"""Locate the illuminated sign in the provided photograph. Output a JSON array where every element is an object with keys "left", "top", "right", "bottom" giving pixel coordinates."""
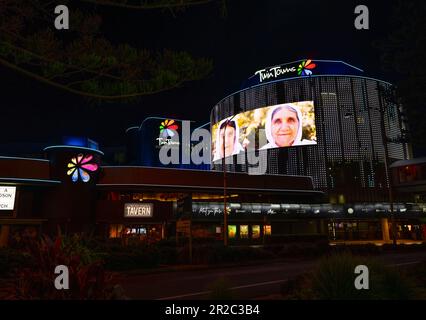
[
  {"left": 67, "top": 154, "right": 98, "bottom": 183},
  {"left": 211, "top": 101, "right": 317, "bottom": 161},
  {"left": 264, "top": 225, "right": 272, "bottom": 236},
  {"left": 242, "top": 60, "right": 365, "bottom": 89},
  {"left": 255, "top": 59, "right": 316, "bottom": 83},
  {"left": 0, "top": 186, "right": 16, "bottom": 210},
  {"left": 124, "top": 203, "right": 153, "bottom": 218},
  {"left": 228, "top": 225, "right": 237, "bottom": 239},
  {"left": 156, "top": 119, "right": 180, "bottom": 147},
  {"left": 192, "top": 202, "right": 420, "bottom": 216},
  {"left": 297, "top": 59, "right": 316, "bottom": 76},
  {"left": 240, "top": 225, "right": 249, "bottom": 238},
  {"left": 252, "top": 225, "right": 260, "bottom": 239},
  {"left": 160, "top": 119, "right": 179, "bottom": 137}
]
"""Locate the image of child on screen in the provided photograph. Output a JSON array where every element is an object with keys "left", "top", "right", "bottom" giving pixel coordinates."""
[
  {"left": 213, "top": 118, "right": 244, "bottom": 161},
  {"left": 261, "top": 103, "right": 315, "bottom": 149}
]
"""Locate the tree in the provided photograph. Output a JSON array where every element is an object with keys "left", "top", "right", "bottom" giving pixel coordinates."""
[
  {"left": 0, "top": 0, "right": 222, "bottom": 101},
  {"left": 376, "top": 0, "right": 426, "bottom": 153}
]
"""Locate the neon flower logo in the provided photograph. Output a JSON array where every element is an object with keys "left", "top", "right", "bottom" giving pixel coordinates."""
[
  {"left": 297, "top": 59, "right": 316, "bottom": 76},
  {"left": 159, "top": 119, "right": 179, "bottom": 138},
  {"left": 67, "top": 154, "right": 98, "bottom": 183}
]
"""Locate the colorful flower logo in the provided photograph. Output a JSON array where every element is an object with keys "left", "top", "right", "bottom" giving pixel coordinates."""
[
  {"left": 297, "top": 59, "right": 316, "bottom": 76},
  {"left": 159, "top": 119, "right": 179, "bottom": 138},
  {"left": 67, "top": 154, "right": 98, "bottom": 183}
]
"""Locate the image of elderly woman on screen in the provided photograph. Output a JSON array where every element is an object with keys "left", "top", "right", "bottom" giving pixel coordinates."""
[
  {"left": 261, "top": 103, "right": 316, "bottom": 150},
  {"left": 213, "top": 118, "right": 244, "bottom": 161}
]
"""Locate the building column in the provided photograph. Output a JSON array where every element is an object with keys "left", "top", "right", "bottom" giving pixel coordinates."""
[
  {"left": 381, "top": 218, "right": 390, "bottom": 241},
  {"left": 0, "top": 225, "right": 10, "bottom": 247}
]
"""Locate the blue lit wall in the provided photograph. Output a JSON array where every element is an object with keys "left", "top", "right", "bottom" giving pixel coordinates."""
[{"left": 129, "top": 117, "right": 210, "bottom": 170}]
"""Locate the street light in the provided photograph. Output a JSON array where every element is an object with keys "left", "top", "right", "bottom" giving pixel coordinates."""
[{"left": 222, "top": 115, "right": 237, "bottom": 246}]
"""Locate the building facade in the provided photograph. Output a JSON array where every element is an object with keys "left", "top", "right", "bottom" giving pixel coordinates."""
[
  {"left": 211, "top": 60, "right": 411, "bottom": 203},
  {"left": 210, "top": 59, "right": 421, "bottom": 242},
  {"left": 0, "top": 59, "right": 424, "bottom": 246}
]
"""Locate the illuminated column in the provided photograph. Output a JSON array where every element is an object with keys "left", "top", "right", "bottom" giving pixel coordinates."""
[
  {"left": 381, "top": 218, "right": 390, "bottom": 241},
  {"left": 43, "top": 145, "right": 103, "bottom": 235}
]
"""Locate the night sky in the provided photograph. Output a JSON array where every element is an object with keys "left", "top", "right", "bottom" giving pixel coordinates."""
[{"left": 1, "top": 0, "right": 401, "bottom": 154}]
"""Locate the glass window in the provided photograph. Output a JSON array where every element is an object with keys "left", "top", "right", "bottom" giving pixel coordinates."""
[
  {"left": 109, "top": 224, "right": 123, "bottom": 238},
  {"left": 264, "top": 225, "right": 272, "bottom": 236},
  {"left": 228, "top": 225, "right": 237, "bottom": 239},
  {"left": 252, "top": 225, "right": 260, "bottom": 239},
  {"left": 240, "top": 225, "right": 249, "bottom": 239}
]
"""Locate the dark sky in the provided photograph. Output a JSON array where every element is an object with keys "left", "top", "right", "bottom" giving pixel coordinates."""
[{"left": 1, "top": 0, "right": 400, "bottom": 153}]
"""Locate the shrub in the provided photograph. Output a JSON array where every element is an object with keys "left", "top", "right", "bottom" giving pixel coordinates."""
[
  {"left": 5, "top": 235, "right": 121, "bottom": 299},
  {"left": 277, "top": 241, "right": 329, "bottom": 259},
  {"left": 158, "top": 246, "right": 178, "bottom": 265},
  {"left": 329, "top": 243, "right": 382, "bottom": 256},
  {"left": 101, "top": 244, "right": 160, "bottom": 270},
  {"left": 0, "top": 248, "right": 33, "bottom": 277},
  {"left": 308, "top": 252, "right": 416, "bottom": 300}
]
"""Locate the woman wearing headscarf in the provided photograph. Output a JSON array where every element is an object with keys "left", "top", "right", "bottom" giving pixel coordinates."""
[
  {"left": 212, "top": 118, "right": 245, "bottom": 161},
  {"left": 260, "top": 103, "right": 315, "bottom": 150}
]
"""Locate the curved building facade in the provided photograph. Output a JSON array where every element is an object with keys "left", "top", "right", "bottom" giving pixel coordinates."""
[{"left": 211, "top": 60, "right": 411, "bottom": 202}]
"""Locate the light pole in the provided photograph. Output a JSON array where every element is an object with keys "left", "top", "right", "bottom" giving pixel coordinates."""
[
  {"left": 222, "top": 115, "right": 236, "bottom": 246},
  {"left": 377, "top": 83, "right": 402, "bottom": 247},
  {"left": 378, "top": 105, "right": 397, "bottom": 248}
]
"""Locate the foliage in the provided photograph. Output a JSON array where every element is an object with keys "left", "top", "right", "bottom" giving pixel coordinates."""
[
  {"left": 3, "top": 235, "right": 122, "bottom": 300},
  {"left": 0, "top": 248, "right": 33, "bottom": 277},
  {"left": 0, "top": 0, "right": 216, "bottom": 101},
  {"left": 375, "top": 0, "right": 426, "bottom": 151},
  {"left": 101, "top": 243, "right": 160, "bottom": 270},
  {"left": 294, "top": 252, "right": 416, "bottom": 300}
]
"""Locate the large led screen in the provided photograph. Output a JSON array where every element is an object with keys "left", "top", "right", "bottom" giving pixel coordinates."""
[{"left": 212, "top": 101, "right": 317, "bottom": 161}]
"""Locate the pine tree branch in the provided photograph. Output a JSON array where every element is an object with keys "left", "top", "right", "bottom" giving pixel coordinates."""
[
  {"left": 0, "top": 56, "right": 187, "bottom": 100},
  {"left": 80, "top": 0, "right": 214, "bottom": 10}
]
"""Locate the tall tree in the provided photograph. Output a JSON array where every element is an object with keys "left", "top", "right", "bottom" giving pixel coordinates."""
[
  {"left": 376, "top": 0, "right": 426, "bottom": 154},
  {"left": 0, "top": 0, "right": 222, "bottom": 101}
]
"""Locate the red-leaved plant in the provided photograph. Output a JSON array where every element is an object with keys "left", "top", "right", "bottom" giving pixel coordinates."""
[{"left": 6, "top": 235, "right": 124, "bottom": 300}]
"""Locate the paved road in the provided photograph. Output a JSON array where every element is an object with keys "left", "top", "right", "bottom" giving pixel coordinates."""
[{"left": 118, "top": 251, "right": 426, "bottom": 300}]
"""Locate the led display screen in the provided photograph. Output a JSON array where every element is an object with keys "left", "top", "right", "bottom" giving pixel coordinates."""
[
  {"left": 211, "top": 101, "right": 316, "bottom": 161},
  {"left": 240, "top": 225, "right": 249, "bottom": 238},
  {"left": 264, "top": 225, "right": 272, "bottom": 236},
  {"left": 252, "top": 225, "right": 260, "bottom": 239},
  {"left": 228, "top": 225, "right": 237, "bottom": 239}
]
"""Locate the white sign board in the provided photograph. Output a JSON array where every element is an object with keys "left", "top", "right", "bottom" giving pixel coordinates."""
[
  {"left": 124, "top": 203, "right": 153, "bottom": 218},
  {"left": 0, "top": 186, "right": 16, "bottom": 210}
]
